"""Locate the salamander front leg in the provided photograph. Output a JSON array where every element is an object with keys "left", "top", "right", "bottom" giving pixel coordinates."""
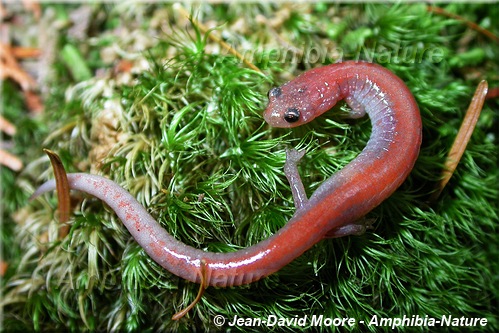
[
  {"left": 284, "top": 148, "right": 308, "bottom": 210},
  {"left": 324, "top": 218, "right": 375, "bottom": 238}
]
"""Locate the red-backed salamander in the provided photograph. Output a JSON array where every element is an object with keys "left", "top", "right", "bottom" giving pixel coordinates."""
[{"left": 31, "top": 61, "right": 422, "bottom": 287}]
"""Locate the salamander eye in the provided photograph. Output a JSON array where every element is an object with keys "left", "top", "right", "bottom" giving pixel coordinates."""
[
  {"left": 268, "top": 87, "right": 282, "bottom": 98},
  {"left": 284, "top": 107, "right": 300, "bottom": 123}
]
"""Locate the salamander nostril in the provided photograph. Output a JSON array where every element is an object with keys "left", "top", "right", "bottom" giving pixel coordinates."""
[
  {"left": 268, "top": 87, "right": 282, "bottom": 98},
  {"left": 284, "top": 107, "right": 300, "bottom": 123}
]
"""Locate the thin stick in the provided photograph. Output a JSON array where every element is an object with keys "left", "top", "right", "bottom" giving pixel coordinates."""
[
  {"left": 174, "top": 4, "right": 262, "bottom": 73},
  {"left": 427, "top": 6, "right": 499, "bottom": 43}
]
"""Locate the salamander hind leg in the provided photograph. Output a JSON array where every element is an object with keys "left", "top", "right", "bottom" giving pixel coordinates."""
[
  {"left": 284, "top": 148, "right": 308, "bottom": 210},
  {"left": 344, "top": 96, "right": 367, "bottom": 119},
  {"left": 324, "top": 217, "right": 375, "bottom": 238}
]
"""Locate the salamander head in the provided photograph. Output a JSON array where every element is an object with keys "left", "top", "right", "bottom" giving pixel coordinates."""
[
  {"left": 263, "top": 68, "right": 342, "bottom": 128},
  {"left": 263, "top": 84, "right": 312, "bottom": 128}
]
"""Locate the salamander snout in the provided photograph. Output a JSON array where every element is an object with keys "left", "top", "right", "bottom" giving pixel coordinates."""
[{"left": 264, "top": 87, "right": 303, "bottom": 128}]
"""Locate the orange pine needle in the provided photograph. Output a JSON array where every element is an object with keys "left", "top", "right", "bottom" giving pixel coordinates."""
[
  {"left": 431, "top": 80, "right": 488, "bottom": 201},
  {"left": 0, "top": 115, "right": 17, "bottom": 136},
  {"left": 43, "top": 149, "right": 71, "bottom": 238},
  {"left": 0, "top": 149, "right": 23, "bottom": 171},
  {"left": 172, "top": 260, "right": 208, "bottom": 320}
]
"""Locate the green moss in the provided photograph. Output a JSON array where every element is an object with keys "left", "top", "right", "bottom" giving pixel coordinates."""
[{"left": 1, "top": 2, "right": 497, "bottom": 332}]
